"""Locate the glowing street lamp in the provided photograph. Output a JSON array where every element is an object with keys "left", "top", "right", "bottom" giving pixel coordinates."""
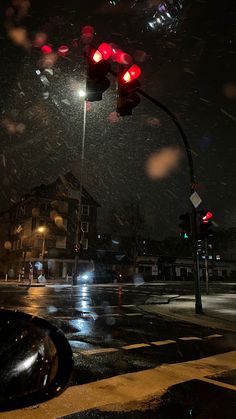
[
  {"left": 37, "top": 226, "right": 47, "bottom": 259},
  {"left": 77, "top": 89, "right": 86, "bottom": 97}
]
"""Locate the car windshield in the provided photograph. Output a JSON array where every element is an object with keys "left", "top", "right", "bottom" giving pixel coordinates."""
[{"left": 0, "top": 0, "right": 236, "bottom": 417}]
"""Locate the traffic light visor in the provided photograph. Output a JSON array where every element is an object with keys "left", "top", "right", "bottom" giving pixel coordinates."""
[
  {"left": 92, "top": 43, "right": 112, "bottom": 63},
  {"left": 122, "top": 64, "right": 141, "bottom": 83},
  {"left": 202, "top": 211, "right": 213, "bottom": 223}
]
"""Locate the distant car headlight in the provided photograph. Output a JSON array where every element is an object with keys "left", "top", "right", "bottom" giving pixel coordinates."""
[{"left": 77, "top": 272, "right": 93, "bottom": 282}]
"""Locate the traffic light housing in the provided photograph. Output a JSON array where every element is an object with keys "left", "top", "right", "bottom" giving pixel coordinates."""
[
  {"left": 86, "top": 43, "right": 112, "bottom": 101},
  {"left": 199, "top": 210, "right": 213, "bottom": 239},
  {"left": 179, "top": 212, "right": 191, "bottom": 239},
  {"left": 117, "top": 64, "right": 141, "bottom": 116},
  {"left": 109, "top": 0, "right": 120, "bottom": 5},
  {"left": 73, "top": 243, "right": 80, "bottom": 253}
]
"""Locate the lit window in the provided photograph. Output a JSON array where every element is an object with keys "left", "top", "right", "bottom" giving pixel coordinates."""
[
  {"left": 81, "top": 222, "right": 89, "bottom": 232},
  {"left": 98, "top": 234, "right": 101, "bottom": 239},
  {"left": 216, "top": 255, "right": 221, "bottom": 260}
]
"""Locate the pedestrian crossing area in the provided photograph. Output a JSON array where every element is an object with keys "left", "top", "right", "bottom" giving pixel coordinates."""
[{"left": 71, "top": 333, "right": 224, "bottom": 357}]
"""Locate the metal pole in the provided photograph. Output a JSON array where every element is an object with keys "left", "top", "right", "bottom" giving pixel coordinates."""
[
  {"left": 137, "top": 88, "right": 203, "bottom": 313},
  {"left": 41, "top": 235, "right": 46, "bottom": 278},
  {"left": 74, "top": 99, "right": 87, "bottom": 277},
  {"left": 42, "top": 236, "right": 45, "bottom": 260},
  {"left": 205, "top": 237, "right": 209, "bottom": 295}
]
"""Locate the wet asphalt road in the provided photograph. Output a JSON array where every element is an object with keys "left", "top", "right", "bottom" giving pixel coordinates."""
[
  {"left": 1, "top": 283, "right": 236, "bottom": 418},
  {"left": 1, "top": 283, "right": 236, "bottom": 386}
]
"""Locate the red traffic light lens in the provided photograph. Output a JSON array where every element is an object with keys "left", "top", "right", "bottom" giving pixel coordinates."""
[
  {"left": 58, "top": 44, "right": 69, "bottom": 56},
  {"left": 41, "top": 45, "right": 53, "bottom": 54},
  {"left": 92, "top": 43, "right": 112, "bottom": 63},
  {"left": 92, "top": 50, "right": 103, "bottom": 63},
  {"left": 202, "top": 211, "right": 213, "bottom": 223},
  {"left": 122, "top": 64, "right": 141, "bottom": 83}
]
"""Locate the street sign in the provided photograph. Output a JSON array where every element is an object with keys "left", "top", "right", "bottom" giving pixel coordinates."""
[{"left": 190, "top": 191, "right": 202, "bottom": 208}]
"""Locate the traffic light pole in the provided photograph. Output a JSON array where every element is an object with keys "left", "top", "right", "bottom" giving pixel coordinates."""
[
  {"left": 204, "top": 237, "right": 209, "bottom": 295},
  {"left": 137, "top": 88, "right": 203, "bottom": 314},
  {"left": 85, "top": 48, "right": 202, "bottom": 312}
]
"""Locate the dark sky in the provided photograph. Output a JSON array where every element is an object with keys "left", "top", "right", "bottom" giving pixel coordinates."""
[{"left": 0, "top": 0, "right": 236, "bottom": 238}]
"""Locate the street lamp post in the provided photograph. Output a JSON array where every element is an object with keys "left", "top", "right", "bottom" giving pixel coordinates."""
[{"left": 37, "top": 226, "right": 47, "bottom": 271}]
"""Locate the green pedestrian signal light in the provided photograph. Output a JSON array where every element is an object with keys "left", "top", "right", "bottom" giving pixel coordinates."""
[{"left": 179, "top": 212, "right": 191, "bottom": 240}]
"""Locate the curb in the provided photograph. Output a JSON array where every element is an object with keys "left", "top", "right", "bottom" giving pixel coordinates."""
[
  {"left": 18, "top": 284, "right": 46, "bottom": 288},
  {"left": 139, "top": 305, "right": 236, "bottom": 334}
]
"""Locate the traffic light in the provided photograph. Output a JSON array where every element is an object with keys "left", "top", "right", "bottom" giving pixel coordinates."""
[
  {"left": 179, "top": 212, "right": 191, "bottom": 239},
  {"left": 109, "top": 0, "right": 120, "bottom": 5},
  {"left": 86, "top": 43, "right": 112, "bottom": 101},
  {"left": 117, "top": 64, "right": 141, "bottom": 116},
  {"left": 73, "top": 243, "right": 80, "bottom": 253},
  {"left": 199, "top": 210, "right": 213, "bottom": 238}
]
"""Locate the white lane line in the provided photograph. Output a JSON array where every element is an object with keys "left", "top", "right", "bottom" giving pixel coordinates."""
[
  {"left": 80, "top": 348, "right": 118, "bottom": 356},
  {"left": 179, "top": 336, "right": 203, "bottom": 341},
  {"left": 53, "top": 316, "right": 73, "bottom": 319},
  {"left": 125, "top": 313, "right": 143, "bottom": 316},
  {"left": 151, "top": 340, "right": 176, "bottom": 346},
  {"left": 77, "top": 305, "right": 135, "bottom": 309},
  {"left": 122, "top": 343, "right": 150, "bottom": 350},
  {"left": 205, "top": 334, "right": 224, "bottom": 339}
]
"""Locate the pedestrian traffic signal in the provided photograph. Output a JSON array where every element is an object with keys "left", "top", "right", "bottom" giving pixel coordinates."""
[
  {"left": 179, "top": 212, "right": 191, "bottom": 239},
  {"left": 73, "top": 243, "right": 80, "bottom": 253},
  {"left": 199, "top": 210, "right": 213, "bottom": 238},
  {"left": 117, "top": 64, "right": 141, "bottom": 116},
  {"left": 86, "top": 43, "right": 112, "bottom": 101},
  {"left": 109, "top": 0, "right": 120, "bottom": 5}
]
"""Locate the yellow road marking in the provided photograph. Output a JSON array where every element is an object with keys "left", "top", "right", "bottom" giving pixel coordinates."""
[
  {"left": 122, "top": 343, "right": 150, "bottom": 350},
  {"left": 80, "top": 348, "right": 118, "bottom": 356},
  {"left": 206, "top": 334, "right": 223, "bottom": 339},
  {"left": 151, "top": 339, "right": 176, "bottom": 346},
  {"left": 179, "top": 336, "right": 202, "bottom": 341}
]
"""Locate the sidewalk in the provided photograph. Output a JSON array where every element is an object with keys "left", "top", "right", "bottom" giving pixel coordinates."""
[
  {"left": 1, "top": 350, "right": 236, "bottom": 418},
  {"left": 140, "top": 294, "right": 236, "bottom": 333},
  {"left": 0, "top": 279, "right": 70, "bottom": 286}
]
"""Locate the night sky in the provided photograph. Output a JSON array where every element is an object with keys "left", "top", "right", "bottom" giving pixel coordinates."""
[{"left": 0, "top": 0, "right": 236, "bottom": 238}]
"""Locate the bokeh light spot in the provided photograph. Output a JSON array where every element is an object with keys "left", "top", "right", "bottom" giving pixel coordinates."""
[
  {"left": 4, "top": 241, "right": 12, "bottom": 250},
  {"left": 108, "top": 111, "right": 120, "bottom": 124},
  {"left": 146, "top": 146, "right": 183, "bottom": 179}
]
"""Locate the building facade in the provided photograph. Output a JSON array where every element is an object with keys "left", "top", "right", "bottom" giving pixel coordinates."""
[
  {"left": 0, "top": 172, "right": 99, "bottom": 279},
  {"left": 136, "top": 255, "right": 236, "bottom": 281}
]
